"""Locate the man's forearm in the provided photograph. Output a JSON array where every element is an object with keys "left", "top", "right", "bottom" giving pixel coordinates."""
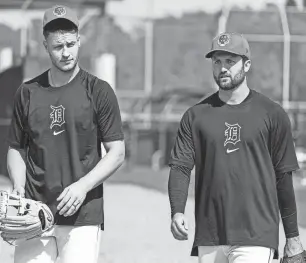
[
  {"left": 79, "top": 143, "right": 125, "bottom": 192},
  {"left": 7, "top": 147, "right": 26, "bottom": 188},
  {"left": 276, "top": 171, "right": 299, "bottom": 238},
  {"left": 168, "top": 164, "right": 191, "bottom": 218}
]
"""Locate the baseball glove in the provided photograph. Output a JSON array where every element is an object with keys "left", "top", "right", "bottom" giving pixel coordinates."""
[
  {"left": 280, "top": 250, "right": 306, "bottom": 263},
  {"left": 0, "top": 190, "right": 54, "bottom": 245}
]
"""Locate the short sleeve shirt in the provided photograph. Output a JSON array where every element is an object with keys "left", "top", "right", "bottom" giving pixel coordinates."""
[
  {"left": 169, "top": 90, "right": 299, "bottom": 255},
  {"left": 7, "top": 69, "right": 124, "bottom": 227}
]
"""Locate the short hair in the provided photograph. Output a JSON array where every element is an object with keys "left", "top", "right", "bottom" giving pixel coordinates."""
[{"left": 43, "top": 19, "right": 78, "bottom": 38}]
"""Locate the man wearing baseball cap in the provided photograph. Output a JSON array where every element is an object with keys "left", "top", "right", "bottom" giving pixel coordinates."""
[
  {"left": 7, "top": 5, "right": 125, "bottom": 263},
  {"left": 168, "top": 32, "right": 305, "bottom": 262}
]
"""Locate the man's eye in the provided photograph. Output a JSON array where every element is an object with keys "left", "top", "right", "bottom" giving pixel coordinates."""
[{"left": 67, "top": 43, "right": 75, "bottom": 48}]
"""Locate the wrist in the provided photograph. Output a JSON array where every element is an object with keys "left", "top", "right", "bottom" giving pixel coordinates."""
[
  {"left": 12, "top": 185, "right": 25, "bottom": 196},
  {"left": 286, "top": 236, "right": 301, "bottom": 244},
  {"left": 284, "top": 236, "right": 304, "bottom": 257},
  {"left": 286, "top": 231, "right": 299, "bottom": 239},
  {"left": 13, "top": 184, "right": 25, "bottom": 190},
  {"left": 172, "top": 212, "right": 184, "bottom": 220},
  {"left": 171, "top": 207, "right": 185, "bottom": 219},
  {"left": 77, "top": 177, "right": 92, "bottom": 193}
]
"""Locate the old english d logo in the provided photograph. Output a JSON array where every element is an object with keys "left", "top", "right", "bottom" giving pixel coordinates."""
[
  {"left": 53, "top": 6, "right": 66, "bottom": 17},
  {"left": 224, "top": 122, "right": 241, "bottom": 146},
  {"left": 50, "top": 105, "right": 65, "bottom": 129},
  {"left": 218, "top": 33, "right": 230, "bottom": 47}
]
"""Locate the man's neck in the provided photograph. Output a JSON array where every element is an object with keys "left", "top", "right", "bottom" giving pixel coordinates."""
[
  {"left": 49, "top": 65, "right": 80, "bottom": 87},
  {"left": 218, "top": 80, "right": 250, "bottom": 105}
]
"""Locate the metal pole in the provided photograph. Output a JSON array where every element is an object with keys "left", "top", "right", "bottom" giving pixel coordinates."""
[
  {"left": 218, "top": 4, "right": 230, "bottom": 33},
  {"left": 215, "top": 4, "right": 230, "bottom": 90},
  {"left": 21, "top": 0, "right": 33, "bottom": 10},
  {"left": 144, "top": 21, "right": 153, "bottom": 95},
  {"left": 20, "top": 26, "right": 27, "bottom": 58},
  {"left": 144, "top": 0, "right": 154, "bottom": 128},
  {"left": 20, "top": 0, "right": 33, "bottom": 58},
  {"left": 278, "top": 5, "right": 291, "bottom": 109}
]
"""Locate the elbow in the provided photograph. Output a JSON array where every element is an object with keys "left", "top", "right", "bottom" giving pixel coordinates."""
[
  {"left": 106, "top": 140, "right": 126, "bottom": 169},
  {"left": 117, "top": 150, "right": 125, "bottom": 168},
  {"left": 113, "top": 145, "right": 125, "bottom": 169}
]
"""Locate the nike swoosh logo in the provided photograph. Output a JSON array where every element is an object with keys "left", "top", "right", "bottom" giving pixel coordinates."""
[
  {"left": 226, "top": 148, "right": 239, "bottom": 153},
  {"left": 53, "top": 130, "right": 65, "bottom": 136}
]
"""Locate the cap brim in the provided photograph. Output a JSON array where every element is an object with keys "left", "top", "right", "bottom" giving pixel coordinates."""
[
  {"left": 205, "top": 49, "right": 242, "bottom": 59},
  {"left": 43, "top": 17, "right": 79, "bottom": 29}
]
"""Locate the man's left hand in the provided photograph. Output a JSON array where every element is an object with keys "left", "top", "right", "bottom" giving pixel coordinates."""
[
  {"left": 284, "top": 236, "right": 304, "bottom": 258},
  {"left": 56, "top": 182, "right": 88, "bottom": 217}
]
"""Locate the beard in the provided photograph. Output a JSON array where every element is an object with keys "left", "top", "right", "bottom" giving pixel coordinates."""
[
  {"left": 50, "top": 52, "right": 79, "bottom": 73},
  {"left": 214, "top": 67, "right": 246, "bottom": 91}
]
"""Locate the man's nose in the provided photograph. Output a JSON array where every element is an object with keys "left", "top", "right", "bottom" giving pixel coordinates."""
[
  {"left": 62, "top": 47, "right": 70, "bottom": 58},
  {"left": 221, "top": 66, "right": 228, "bottom": 73}
]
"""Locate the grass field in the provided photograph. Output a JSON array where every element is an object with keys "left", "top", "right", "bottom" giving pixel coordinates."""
[{"left": 1, "top": 166, "right": 306, "bottom": 262}]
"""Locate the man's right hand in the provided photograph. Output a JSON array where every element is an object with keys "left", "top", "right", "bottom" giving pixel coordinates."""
[
  {"left": 171, "top": 213, "right": 189, "bottom": 240},
  {"left": 12, "top": 186, "right": 25, "bottom": 197}
]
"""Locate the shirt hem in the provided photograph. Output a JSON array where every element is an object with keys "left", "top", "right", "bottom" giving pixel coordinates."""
[
  {"left": 8, "top": 142, "right": 24, "bottom": 150},
  {"left": 55, "top": 220, "right": 105, "bottom": 230},
  {"left": 55, "top": 220, "right": 104, "bottom": 226},
  {"left": 191, "top": 240, "right": 279, "bottom": 259}
]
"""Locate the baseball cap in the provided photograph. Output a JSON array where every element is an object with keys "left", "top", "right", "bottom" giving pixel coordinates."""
[
  {"left": 205, "top": 32, "right": 251, "bottom": 60},
  {"left": 43, "top": 5, "right": 79, "bottom": 29}
]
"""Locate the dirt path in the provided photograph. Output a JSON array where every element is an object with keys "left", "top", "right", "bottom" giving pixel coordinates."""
[
  {"left": 1, "top": 179, "right": 306, "bottom": 262},
  {"left": 100, "top": 184, "right": 304, "bottom": 263},
  {"left": 99, "top": 184, "right": 197, "bottom": 263}
]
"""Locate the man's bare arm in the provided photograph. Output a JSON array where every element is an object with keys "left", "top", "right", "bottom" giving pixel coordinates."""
[
  {"left": 56, "top": 140, "right": 125, "bottom": 216},
  {"left": 79, "top": 140, "right": 125, "bottom": 191},
  {"left": 7, "top": 147, "right": 26, "bottom": 195}
]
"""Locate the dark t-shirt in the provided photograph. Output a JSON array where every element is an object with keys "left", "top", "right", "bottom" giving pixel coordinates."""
[
  {"left": 7, "top": 68, "right": 124, "bottom": 228},
  {"left": 169, "top": 90, "right": 299, "bottom": 255}
]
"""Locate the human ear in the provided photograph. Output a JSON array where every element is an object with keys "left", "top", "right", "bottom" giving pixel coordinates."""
[
  {"left": 244, "top": 60, "right": 251, "bottom": 73},
  {"left": 77, "top": 35, "right": 81, "bottom": 47},
  {"left": 43, "top": 40, "right": 48, "bottom": 53}
]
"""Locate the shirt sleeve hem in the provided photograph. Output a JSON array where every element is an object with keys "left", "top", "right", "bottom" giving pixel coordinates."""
[
  {"left": 101, "top": 133, "right": 124, "bottom": 142},
  {"left": 168, "top": 159, "right": 194, "bottom": 170},
  {"left": 275, "top": 165, "right": 300, "bottom": 174},
  {"left": 285, "top": 231, "right": 299, "bottom": 239}
]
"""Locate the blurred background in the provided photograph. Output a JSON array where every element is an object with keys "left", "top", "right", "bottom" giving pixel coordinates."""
[{"left": 1, "top": 0, "right": 306, "bottom": 262}]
